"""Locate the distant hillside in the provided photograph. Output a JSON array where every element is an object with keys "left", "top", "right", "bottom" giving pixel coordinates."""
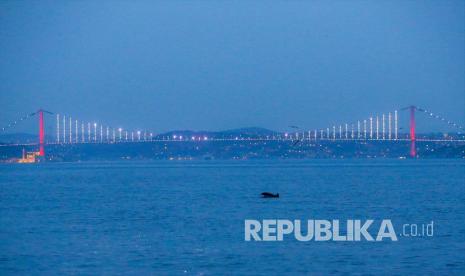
[
  {"left": 220, "top": 127, "right": 280, "bottom": 136},
  {"left": 158, "top": 127, "right": 280, "bottom": 139}
]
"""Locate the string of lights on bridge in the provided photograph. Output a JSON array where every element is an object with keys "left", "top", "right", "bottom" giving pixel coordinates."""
[
  {"left": 1, "top": 107, "right": 463, "bottom": 145},
  {"left": 55, "top": 114, "right": 157, "bottom": 144},
  {"left": 50, "top": 111, "right": 406, "bottom": 143},
  {"left": 416, "top": 107, "right": 464, "bottom": 131},
  {"left": 0, "top": 112, "right": 36, "bottom": 132},
  {"left": 53, "top": 110, "right": 405, "bottom": 143}
]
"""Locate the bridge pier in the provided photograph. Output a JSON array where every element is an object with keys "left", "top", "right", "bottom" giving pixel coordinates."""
[
  {"left": 39, "top": 110, "right": 45, "bottom": 156},
  {"left": 409, "top": 106, "right": 416, "bottom": 158}
]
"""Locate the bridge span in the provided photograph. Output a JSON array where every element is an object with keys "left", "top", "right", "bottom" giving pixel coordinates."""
[{"left": 1, "top": 106, "right": 464, "bottom": 159}]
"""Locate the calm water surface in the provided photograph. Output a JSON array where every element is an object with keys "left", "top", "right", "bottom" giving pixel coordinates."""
[{"left": 1, "top": 160, "right": 464, "bottom": 275}]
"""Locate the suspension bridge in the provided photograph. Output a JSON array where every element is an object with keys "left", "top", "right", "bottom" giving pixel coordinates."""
[{"left": 1, "top": 106, "right": 464, "bottom": 160}]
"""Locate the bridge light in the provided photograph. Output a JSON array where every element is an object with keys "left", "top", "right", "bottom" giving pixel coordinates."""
[
  {"left": 382, "top": 114, "right": 385, "bottom": 140},
  {"left": 93, "top": 123, "right": 97, "bottom": 142},
  {"left": 82, "top": 123, "right": 85, "bottom": 142},
  {"left": 76, "top": 120, "right": 79, "bottom": 143},
  {"left": 388, "top": 113, "right": 392, "bottom": 140},
  {"left": 369, "top": 117, "right": 373, "bottom": 139},
  {"left": 63, "top": 115, "right": 66, "bottom": 143},
  {"left": 56, "top": 114, "right": 60, "bottom": 143},
  {"left": 69, "top": 117, "right": 72, "bottom": 143}
]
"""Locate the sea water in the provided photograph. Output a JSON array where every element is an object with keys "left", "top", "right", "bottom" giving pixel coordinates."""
[{"left": 1, "top": 160, "right": 464, "bottom": 275}]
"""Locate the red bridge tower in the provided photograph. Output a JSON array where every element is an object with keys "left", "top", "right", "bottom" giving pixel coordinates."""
[{"left": 409, "top": 105, "right": 416, "bottom": 158}]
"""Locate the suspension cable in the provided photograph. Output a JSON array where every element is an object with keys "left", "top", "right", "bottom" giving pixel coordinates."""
[
  {"left": 1, "top": 112, "right": 37, "bottom": 132},
  {"left": 416, "top": 107, "right": 464, "bottom": 131}
]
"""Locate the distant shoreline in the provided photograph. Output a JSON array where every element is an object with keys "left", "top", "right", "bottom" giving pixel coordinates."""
[{"left": 1, "top": 139, "right": 464, "bottom": 162}]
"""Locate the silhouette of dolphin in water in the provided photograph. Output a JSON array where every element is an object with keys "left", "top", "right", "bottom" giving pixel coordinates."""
[{"left": 261, "top": 192, "right": 279, "bottom": 198}]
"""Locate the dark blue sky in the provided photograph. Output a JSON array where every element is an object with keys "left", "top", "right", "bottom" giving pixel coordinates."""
[{"left": 1, "top": 1, "right": 464, "bottom": 133}]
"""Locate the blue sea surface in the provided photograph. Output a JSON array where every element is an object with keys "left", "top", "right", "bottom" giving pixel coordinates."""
[{"left": 1, "top": 160, "right": 464, "bottom": 275}]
